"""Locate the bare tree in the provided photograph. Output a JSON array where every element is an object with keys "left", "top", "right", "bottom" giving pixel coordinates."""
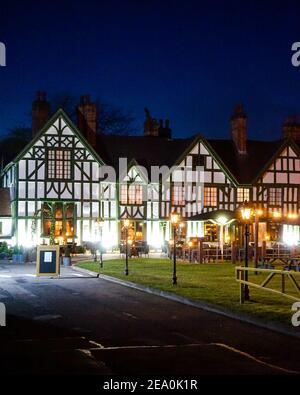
[
  {"left": 0, "top": 125, "right": 31, "bottom": 169},
  {"left": 1, "top": 93, "right": 138, "bottom": 165},
  {"left": 50, "top": 92, "right": 137, "bottom": 135},
  {"left": 96, "top": 99, "right": 136, "bottom": 135}
]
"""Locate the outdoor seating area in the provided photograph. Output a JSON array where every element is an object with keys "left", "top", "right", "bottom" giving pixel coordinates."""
[
  {"left": 119, "top": 241, "right": 150, "bottom": 258},
  {"left": 166, "top": 239, "right": 300, "bottom": 271}
]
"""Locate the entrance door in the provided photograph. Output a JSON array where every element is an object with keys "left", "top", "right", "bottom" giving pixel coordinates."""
[
  {"left": 42, "top": 202, "right": 75, "bottom": 244},
  {"left": 120, "top": 220, "right": 145, "bottom": 242}
]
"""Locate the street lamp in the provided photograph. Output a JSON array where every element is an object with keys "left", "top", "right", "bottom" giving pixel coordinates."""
[
  {"left": 170, "top": 212, "right": 180, "bottom": 285},
  {"left": 123, "top": 219, "right": 130, "bottom": 276},
  {"left": 240, "top": 201, "right": 252, "bottom": 301},
  {"left": 253, "top": 208, "right": 263, "bottom": 270},
  {"left": 95, "top": 217, "right": 105, "bottom": 262}
]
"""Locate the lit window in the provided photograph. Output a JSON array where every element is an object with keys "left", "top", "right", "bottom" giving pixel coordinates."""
[
  {"left": 128, "top": 185, "right": 136, "bottom": 204},
  {"left": 120, "top": 184, "right": 143, "bottom": 205},
  {"left": 120, "top": 184, "right": 127, "bottom": 204},
  {"left": 43, "top": 203, "right": 74, "bottom": 238},
  {"left": 237, "top": 188, "right": 250, "bottom": 203},
  {"left": 172, "top": 185, "right": 185, "bottom": 206},
  {"left": 204, "top": 187, "right": 217, "bottom": 207},
  {"left": 269, "top": 188, "right": 282, "bottom": 206},
  {"left": 135, "top": 185, "right": 143, "bottom": 204},
  {"left": 48, "top": 150, "right": 71, "bottom": 179}
]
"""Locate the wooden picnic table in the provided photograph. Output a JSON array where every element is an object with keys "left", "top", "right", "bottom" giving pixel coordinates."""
[{"left": 262, "top": 255, "right": 300, "bottom": 270}]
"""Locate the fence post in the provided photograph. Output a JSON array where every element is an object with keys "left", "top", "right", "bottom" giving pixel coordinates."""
[
  {"left": 239, "top": 268, "right": 245, "bottom": 304},
  {"left": 198, "top": 238, "right": 204, "bottom": 264},
  {"left": 262, "top": 241, "right": 266, "bottom": 261}
]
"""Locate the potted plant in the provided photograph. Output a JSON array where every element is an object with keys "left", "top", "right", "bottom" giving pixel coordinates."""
[
  {"left": 12, "top": 245, "right": 24, "bottom": 264},
  {"left": 62, "top": 246, "right": 72, "bottom": 266},
  {"left": 0, "top": 242, "right": 9, "bottom": 260}
]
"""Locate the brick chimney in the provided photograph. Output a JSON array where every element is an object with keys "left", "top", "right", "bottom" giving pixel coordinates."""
[
  {"left": 144, "top": 108, "right": 172, "bottom": 138},
  {"left": 76, "top": 95, "right": 97, "bottom": 147},
  {"left": 230, "top": 104, "right": 247, "bottom": 154},
  {"left": 32, "top": 91, "right": 50, "bottom": 137},
  {"left": 282, "top": 116, "right": 300, "bottom": 140}
]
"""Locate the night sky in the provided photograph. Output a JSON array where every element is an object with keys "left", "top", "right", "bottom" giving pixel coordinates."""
[{"left": 1, "top": 0, "right": 300, "bottom": 140}]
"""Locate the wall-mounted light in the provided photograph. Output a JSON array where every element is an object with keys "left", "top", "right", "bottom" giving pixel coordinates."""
[{"left": 287, "top": 213, "right": 298, "bottom": 220}]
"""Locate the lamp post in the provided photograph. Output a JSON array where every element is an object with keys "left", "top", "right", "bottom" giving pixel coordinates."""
[
  {"left": 95, "top": 217, "right": 105, "bottom": 264},
  {"left": 124, "top": 219, "right": 130, "bottom": 276},
  {"left": 254, "top": 208, "right": 263, "bottom": 272},
  {"left": 170, "top": 212, "right": 180, "bottom": 285},
  {"left": 93, "top": 244, "right": 97, "bottom": 262},
  {"left": 240, "top": 201, "right": 252, "bottom": 301}
]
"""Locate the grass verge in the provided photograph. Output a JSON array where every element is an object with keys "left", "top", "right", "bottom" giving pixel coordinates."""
[{"left": 76, "top": 258, "right": 300, "bottom": 326}]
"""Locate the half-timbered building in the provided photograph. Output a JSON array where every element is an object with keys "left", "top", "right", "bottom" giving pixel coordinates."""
[{"left": 1, "top": 93, "right": 300, "bottom": 250}]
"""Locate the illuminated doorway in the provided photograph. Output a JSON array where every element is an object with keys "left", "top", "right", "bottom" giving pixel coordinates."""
[{"left": 43, "top": 202, "right": 75, "bottom": 244}]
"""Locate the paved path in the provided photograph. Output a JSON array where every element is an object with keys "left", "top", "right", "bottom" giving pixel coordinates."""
[{"left": 0, "top": 263, "right": 300, "bottom": 376}]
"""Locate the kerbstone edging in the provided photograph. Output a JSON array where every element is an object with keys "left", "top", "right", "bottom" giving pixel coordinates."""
[{"left": 71, "top": 265, "right": 300, "bottom": 340}]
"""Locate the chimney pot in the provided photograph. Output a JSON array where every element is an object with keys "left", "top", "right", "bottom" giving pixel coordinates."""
[
  {"left": 144, "top": 109, "right": 171, "bottom": 138},
  {"left": 282, "top": 115, "right": 300, "bottom": 140},
  {"left": 76, "top": 95, "right": 97, "bottom": 147},
  {"left": 32, "top": 91, "right": 50, "bottom": 137},
  {"left": 230, "top": 104, "right": 247, "bottom": 154}
]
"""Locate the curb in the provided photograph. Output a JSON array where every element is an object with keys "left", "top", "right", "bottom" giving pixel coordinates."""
[{"left": 72, "top": 265, "right": 300, "bottom": 340}]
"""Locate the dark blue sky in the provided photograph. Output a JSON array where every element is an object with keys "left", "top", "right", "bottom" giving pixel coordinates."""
[{"left": 1, "top": 0, "right": 300, "bottom": 139}]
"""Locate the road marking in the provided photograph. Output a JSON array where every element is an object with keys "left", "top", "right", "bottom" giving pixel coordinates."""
[
  {"left": 89, "top": 340, "right": 104, "bottom": 348},
  {"left": 0, "top": 275, "right": 12, "bottom": 278},
  {"left": 84, "top": 342, "right": 300, "bottom": 374},
  {"left": 211, "top": 342, "right": 300, "bottom": 375}
]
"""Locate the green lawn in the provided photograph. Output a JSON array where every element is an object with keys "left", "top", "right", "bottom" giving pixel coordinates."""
[{"left": 76, "top": 258, "right": 300, "bottom": 326}]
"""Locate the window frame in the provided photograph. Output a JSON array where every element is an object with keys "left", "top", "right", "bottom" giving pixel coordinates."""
[
  {"left": 237, "top": 188, "right": 250, "bottom": 203},
  {"left": 172, "top": 185, "right": 185, "bottom": 206},
  {"left": 268, "top": 187, "right": 282, "bottom": 206},
  {"left": 47, "top": 148, "right": 72, "bottom": 180},
  {"left": 42, "top": 202, "right": 75, "bottom": 239},
  {"left": 204, "top": 186, "right": 217, "bottom": 207},
  {"left": 119, "top": 183, "right": 143, "bottom": 205}
]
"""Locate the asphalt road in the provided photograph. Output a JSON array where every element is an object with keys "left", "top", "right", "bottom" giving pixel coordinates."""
[{"left": 0, "top": 263, "right": 300, "bottom": 378}]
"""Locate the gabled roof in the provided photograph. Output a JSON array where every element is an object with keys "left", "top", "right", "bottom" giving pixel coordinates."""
[
  {"left": 95, "top": 134, "right": 291, "bottom": 185},
  {"left": 0, "top": 188, "right": 11, "bottom": 216},
  {"left": 95, "top": 134, "right": 195, "bottom": 174},
  {"left": 1, "top": 109, "right": 105, "bottom": 174},
  {"left": 207, "top": 139, "right": 285, "bottom": 184},
  {"left": 1, "top": 108, "right": 299, "bottom": 186}
]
